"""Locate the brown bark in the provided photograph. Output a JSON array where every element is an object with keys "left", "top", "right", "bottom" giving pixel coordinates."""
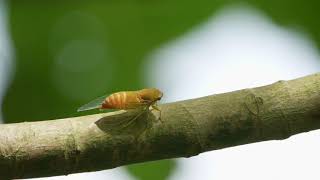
[{"left": 1, "top": 73, "right": 320, "bottom": 179}]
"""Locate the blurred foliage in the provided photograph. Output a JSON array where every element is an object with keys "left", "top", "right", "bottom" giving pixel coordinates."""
[
  {"left": 3, "top": 0, "right": 320, "bottom": 179},
  {"left": 127, "top": 160, "right": 176, "bottom": 180}
]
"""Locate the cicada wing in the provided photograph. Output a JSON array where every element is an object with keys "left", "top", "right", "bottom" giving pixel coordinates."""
[
  {"left": 77, "top": 94, "right": 109, "bottom": 112},
  {"left": 125, "top": 100, "right": 152, "bottom": 109}
]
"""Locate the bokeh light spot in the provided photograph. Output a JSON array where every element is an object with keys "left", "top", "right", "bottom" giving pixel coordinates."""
[{"left": 52, "top": 40, "right": 113, "bottom": 101}]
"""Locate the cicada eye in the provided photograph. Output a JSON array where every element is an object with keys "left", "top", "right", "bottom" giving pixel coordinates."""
[
  {"left": 157, "top": 94, "right": 163, "bottom": 100},
  {"left": 158, "top": 92, "right": 163, "bottom": 99}
]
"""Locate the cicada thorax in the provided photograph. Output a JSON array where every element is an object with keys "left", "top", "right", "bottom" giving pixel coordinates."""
[{"left": 101, "top": 91, "right": 144, "bottom": 110}]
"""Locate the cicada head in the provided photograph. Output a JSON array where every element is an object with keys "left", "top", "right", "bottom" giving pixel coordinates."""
[{"left": 138, "top": 88, "right": 163, "bottom": 102}]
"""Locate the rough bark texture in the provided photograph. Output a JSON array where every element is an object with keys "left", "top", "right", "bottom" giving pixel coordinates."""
[{"left": 1, "top": 73, "right": 320, "bottom": 179}]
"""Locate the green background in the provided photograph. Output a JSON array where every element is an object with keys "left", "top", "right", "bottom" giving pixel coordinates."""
[{"left": 3, "top": 0, "right": 320, "bottom": 179}]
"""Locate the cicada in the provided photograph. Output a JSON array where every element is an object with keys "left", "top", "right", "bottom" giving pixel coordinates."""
[
  {"left": 78, "top": 88, "right": 163, "bottom": 123},
  {"left": 78, "top": 88, "right": 163, "bottom": 111}
]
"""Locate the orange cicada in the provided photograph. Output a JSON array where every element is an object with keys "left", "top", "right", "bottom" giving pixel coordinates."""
[{"left": 78, "top": 88, "right": 163, "bottom": 117}]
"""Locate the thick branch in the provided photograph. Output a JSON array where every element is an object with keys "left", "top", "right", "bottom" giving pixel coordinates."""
[{"left": 1, "top": 73, "right": 320, "bottom": 179}]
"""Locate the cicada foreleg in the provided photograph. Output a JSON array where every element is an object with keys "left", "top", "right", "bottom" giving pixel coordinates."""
[{"left": 151, "top": 104, "right": 162, "bottom": 123}]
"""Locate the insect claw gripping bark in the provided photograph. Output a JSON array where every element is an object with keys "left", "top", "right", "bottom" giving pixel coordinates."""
[{"left": 151, "top": 105, "right": 163, "bottom": 123}]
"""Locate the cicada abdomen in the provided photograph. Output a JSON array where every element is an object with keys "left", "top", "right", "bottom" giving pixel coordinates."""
[{"left": 101, "top": 91, "right": 141, "bottom": 109}]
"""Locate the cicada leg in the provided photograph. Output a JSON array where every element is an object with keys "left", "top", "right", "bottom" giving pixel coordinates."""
[{"left": 151, "top": 104, "right": 162, "bottom": 123}]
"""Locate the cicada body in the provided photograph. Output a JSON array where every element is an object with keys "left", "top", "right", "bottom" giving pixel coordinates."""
[{"left": 77, "top": 88, "right": 163, "bottom": 112}]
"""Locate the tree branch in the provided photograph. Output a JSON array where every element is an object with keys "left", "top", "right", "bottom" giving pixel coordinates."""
[{"left": 1, "top": 73, "right": 320, "bottom": 179}]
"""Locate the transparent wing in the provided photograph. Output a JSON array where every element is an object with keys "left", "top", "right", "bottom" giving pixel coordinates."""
[{"left": 77, "top": 94, "right": 109, "bottom": 112}]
